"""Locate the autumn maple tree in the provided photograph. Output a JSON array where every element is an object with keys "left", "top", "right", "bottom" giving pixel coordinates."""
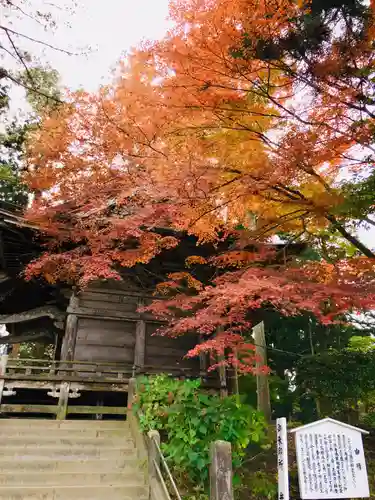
[{"left": 23, "top": 0, "right": 375, "bottom": 371}]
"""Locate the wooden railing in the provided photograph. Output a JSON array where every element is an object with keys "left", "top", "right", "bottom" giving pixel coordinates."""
[
  {"left": 0, "top": 355, "right": 218, "bottom": 419},
  {"left": 3, "top": 356, "right": 133, "bottom": 379},
  {"left": 0, "top": 355, "right": 131, "bottom": 418},
  {"left": 149, "top": 430, "right": 183, "bottom": 500}
]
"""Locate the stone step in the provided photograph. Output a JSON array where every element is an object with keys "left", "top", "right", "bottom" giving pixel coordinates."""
[
  {"left": 0, "top": 419, "right": 146, "bottom": 499},
  {"left": 0, "top": 419, "right": 129, "bottom": 429},
  {"left": 0, "top": 457, "right": 144, "bottom": 473},
  {"left": 0, "top": 485, "right": 148, "bottom": 500},
  {"left": 0, "top": 428, "right": 131, "bottom": 438},
  {"left": 0, "top": 471, "right": 146, "bottom": 486},
  {"left": 0, "top": 446, "right": 137, "bottom": 459},
  {"left": 0, "top": 435, "right": 134, "bottom": 447}
]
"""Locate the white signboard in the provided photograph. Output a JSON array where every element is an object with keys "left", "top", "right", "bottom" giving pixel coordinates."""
[
  {"left": 276, "top": 418, "right": 289, "bottom": 500},
  {"left": 291, "top": 418, "right": 370, "bottom": 499}
]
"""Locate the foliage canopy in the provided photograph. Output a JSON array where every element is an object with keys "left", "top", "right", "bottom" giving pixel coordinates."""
[{"left": 22, "top": 0, "right": 375, "bottom": 368}]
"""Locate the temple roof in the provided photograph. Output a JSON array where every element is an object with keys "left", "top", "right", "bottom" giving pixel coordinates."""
[{"left": 0, "top": 207, "right": 308, "bottom": 340}]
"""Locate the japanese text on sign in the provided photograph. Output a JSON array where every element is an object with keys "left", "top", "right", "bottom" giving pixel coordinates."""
[{"left": 294, "top": 424, "right": 369, "bottom": 499}]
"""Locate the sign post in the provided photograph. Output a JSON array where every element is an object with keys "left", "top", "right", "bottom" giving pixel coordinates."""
[
  {"left": 253, "top": 321, "right": 271, "bottom": 422},
  {"left": 276, "top": 417, "right": 290, "bottom": 500},
  {"left": 290, "top": 418, "right": 370, "bottom": 499}
]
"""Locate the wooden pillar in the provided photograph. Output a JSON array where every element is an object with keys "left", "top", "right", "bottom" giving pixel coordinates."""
[
  {"left": 253, "top": 321, "right": 271, "bottom": 422},
  {"left": 199, "top": 334, "right": 208, "bottom": 380},
  {"left": 60, "top": 314, "right": 78, "bottom": 362},
  {"left": 127, "top": 377, "right": 136, "bottom": 410},
  {"left": 0, "top": 354, "right": 8, "bottom": 406},
  {"left": 95, "top": 399, "right": 104, "bottom": 420},
  {"left": 52, "top": 332, "right": 61, "bottom": 362},
  {"left": 134, "top": 320, "right": 146, "bottom": 372},
  {"left": 61, "top": 293, "right": 79, "bottom": 362},
  {"left": 216, "top": 327, "right": 228, "bottom": 398},
  {"left": 218, "top": 357, "right": 228, "bottom": 398},
  {"left": 210, "top": 440, "right": 233, "bottom": 500},
  {"left": 8, "top": 325, "right": 19, "bottom": 359},
  {"left": 148, "top": 430, "right": 161, "bottom": 480},
  {"left": 232, "top": 348, "right": 240, "bottom": 404},
  {"left": 58, "top": 293, "right": 78, "bottom": 420},
  {"left": 56, "top": 381, "right": 70, "bottom": 420},
  {"left": 9, "top": 343, "right": 19, "bottom": 359},
  {"left": 134, "top": 298, "right": 146, "bottom": 373}
]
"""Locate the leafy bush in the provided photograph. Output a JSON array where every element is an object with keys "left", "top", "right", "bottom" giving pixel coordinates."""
[
  {"left": 296, "top": 349, "right": 375, "bottom": 417},
  {"left": 241, "top": 471, "right": 277, "bottom": 499},
  {"left": 133, "top": 374, "right": 267, "bottom": 485},
  {"left": 361, "top": 412, "right": 375, "bottom": 429}
]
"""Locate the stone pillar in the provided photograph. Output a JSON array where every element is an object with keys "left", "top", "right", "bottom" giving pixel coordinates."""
[{"left": 210, "top": 440, "right": 233, "bottom": 500}]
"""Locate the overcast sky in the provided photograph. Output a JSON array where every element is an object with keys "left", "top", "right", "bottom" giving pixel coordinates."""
[
  {"left": 4, "top": 0, "right": 171, "bottom": 100},
  {"left": 45, "top": 0, "right": 171, "bottom": 91},
  {"left": 2, "top": 0, "right": 374, "bottom": 248}
]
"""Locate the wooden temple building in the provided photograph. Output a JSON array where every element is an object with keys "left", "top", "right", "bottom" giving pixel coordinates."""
[
  {"left": 0, "top": 207, "right": 219, "bottom": 418},
  {"left": 0, "top": 206, "right": 306, "bottom": 418}
]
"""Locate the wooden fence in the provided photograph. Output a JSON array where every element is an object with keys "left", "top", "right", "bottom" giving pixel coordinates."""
[
  {"left": 0, "top": 355, "right": 132, "bottom": 418},
  {"left": 0, "top": 355, "right": 216, "bottom": 419}
]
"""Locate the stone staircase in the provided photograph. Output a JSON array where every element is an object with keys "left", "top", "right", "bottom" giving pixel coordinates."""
[{"left": 0, "top": 419, "right": 148, "bottom": 500}]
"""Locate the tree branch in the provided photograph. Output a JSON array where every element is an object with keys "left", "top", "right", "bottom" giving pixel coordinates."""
[
  {"left": 325, "top": 214, "right": 375, "bottom": 258},
  {"left": 4, "top": 29, "right": 35, "bottom": 85},
  {"left": 2, "top": 69, "right": 63, "bottom": 106},
  {"left": 0, "top": 25, "right": 77, "bottom": 55}
]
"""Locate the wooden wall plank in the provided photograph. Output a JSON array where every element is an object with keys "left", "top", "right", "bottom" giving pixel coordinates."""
[
  {"left": 145, "top": 323, "right": 199, "bottom": 370},
  {"left": 78, "top": 327, "right": 135, "bottom": 339},
  {"left": 67, "top": 284, "right": 201, "bottom": 374},
  {"left": 80, "top": 291, "right": 139, "bottom": 305},
  {"left": 68, "top": 306, "right": 155, "bottom": 321},
  {"left": 78, "top": 317, "right": 136, "bottom": 332},
  {"left": 77, "top": 338, "right": 136, "bottom": 349},
  {"left": 74, "top": 345, "right": 135, "bottom": 363},
  {"left": 147, "top": 336, "right": 194, "bottom": 349},
  {"left": 145, "top": 346, "right": 190, "bottom": 357},
  {"left": 74, "top": 317, "right": 136, "bottom": 365},
  {"left": 77, "top": 318, "right": 135, "bottom": 336},
  {"left": 87, "top": 280, "right": 141, "bottom": 294},
  {"left": 77, "top": 318, "right": 136, "bottom": 349},
  {"left": 79, "top": 298, "right": 138, "bottom": 314},
  {"left": 146, "top": 357, "right": 197, "bottom": 369}
]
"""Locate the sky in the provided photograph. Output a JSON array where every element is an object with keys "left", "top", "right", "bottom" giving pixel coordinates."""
[
  {"left": 4, "top": 0, "right": 172, "bottom": 97},
  {"left": 43, "top": 0, "right": 172, "bottom": 91},
  {"left": 2, "top": 0, "right": 374, "bottom": 249}
]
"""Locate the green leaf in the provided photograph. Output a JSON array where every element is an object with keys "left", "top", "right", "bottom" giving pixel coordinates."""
[
  {"left": 133, "top": 374, "right": 269, "bottom": 488},
  {"left": 199, "top": 424, "right": 208, "bottom": 435}
]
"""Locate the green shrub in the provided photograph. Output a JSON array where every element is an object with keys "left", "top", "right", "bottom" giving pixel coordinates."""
[
  {"left": 132, "top": 374, "right": 267, "bottom": 486},
  {"left": 243, "top": 471, "right": 277, "bottom": 499},
  {"left": 361, "top": 412, "right": 375, "bottom": 429},
  {"left": 296, "top": 349, "right": 375, "bottom": 417}
]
